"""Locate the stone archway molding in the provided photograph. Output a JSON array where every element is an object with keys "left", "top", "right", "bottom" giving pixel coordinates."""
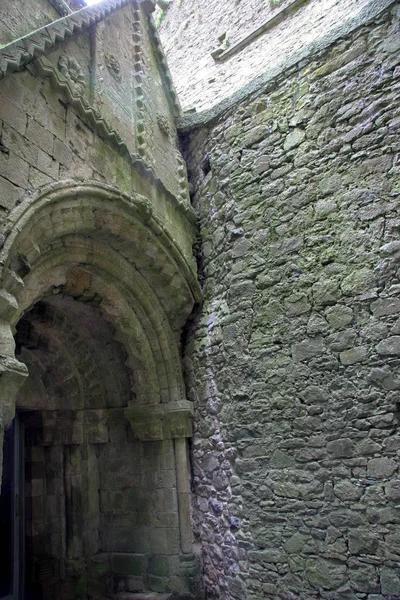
[{"left": 0, "top": 180, "right": 200, "bottom": 553}]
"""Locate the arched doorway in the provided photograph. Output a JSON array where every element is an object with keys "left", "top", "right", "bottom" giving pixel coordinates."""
[{"left": 0, "top": 181, "right": 201, "bottom": 599}]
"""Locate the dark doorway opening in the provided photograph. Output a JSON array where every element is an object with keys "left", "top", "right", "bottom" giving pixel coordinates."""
[{"left": 0, "top": 415, "right": 24, "bottom": 600}]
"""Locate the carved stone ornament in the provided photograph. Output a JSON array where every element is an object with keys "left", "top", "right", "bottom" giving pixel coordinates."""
[
  {"left": 104, "top": 53, "right": 122, "bottom": 81},
  {"left": 58, "top": 55, "right": 87, "bottom": 97},
  {"left": 157, "top": 113, "right": 171, "bottom": 136},
  {"left": 125, "top": 400, "right": 194, "bottom": 441}
]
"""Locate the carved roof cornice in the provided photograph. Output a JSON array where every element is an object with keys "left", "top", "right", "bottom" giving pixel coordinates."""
[
  {"left": 0, "top": 0, "right": 134, "bottom": 79},
  {"left": 0, "top": 0, "right": 189, "bottom": 219}
]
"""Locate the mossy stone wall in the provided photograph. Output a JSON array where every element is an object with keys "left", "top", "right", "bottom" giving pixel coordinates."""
[{"left": 185, "top": 4, "right": 400, "bottom": 598}]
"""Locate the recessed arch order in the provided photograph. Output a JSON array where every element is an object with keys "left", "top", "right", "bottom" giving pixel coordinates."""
[{"left": 0, "top": 179, "right": 201, "bottom": 555}]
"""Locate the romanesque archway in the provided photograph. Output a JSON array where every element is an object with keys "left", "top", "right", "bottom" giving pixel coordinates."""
[{"left": 0, "top": 181, "right": 201, "bottom": 599}]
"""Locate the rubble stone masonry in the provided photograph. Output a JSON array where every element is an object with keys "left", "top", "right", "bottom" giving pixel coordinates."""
[{"left": 184, "top": 3, "right": 400, "bottom": 598}]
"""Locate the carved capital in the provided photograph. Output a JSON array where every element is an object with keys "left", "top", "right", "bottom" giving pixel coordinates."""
[{"left": 125, "top": 400, "right": 194, "bottom": 441}]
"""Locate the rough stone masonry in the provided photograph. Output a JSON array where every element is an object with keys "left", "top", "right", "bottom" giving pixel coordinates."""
[
  {"left": 183, "top": 2, "right": 400, "bottom": 598},
  {"left": 1, "top": 0, "right": 400, "bottom": 599}
]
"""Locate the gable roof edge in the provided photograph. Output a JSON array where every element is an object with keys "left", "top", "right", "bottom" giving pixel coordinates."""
[{"left": 0, "top": 0, "right": 181, "bottom": 120}]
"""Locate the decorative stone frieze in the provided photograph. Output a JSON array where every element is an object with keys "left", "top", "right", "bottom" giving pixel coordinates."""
[
  {"left": 157, "top": 113, "right": 171, "bottom": 136},
  {"left": 58, "top": 55, "right": 86, "bottom": 96},
  {"left": 104, "top": 52, "right": 122, "bottom": 81}
]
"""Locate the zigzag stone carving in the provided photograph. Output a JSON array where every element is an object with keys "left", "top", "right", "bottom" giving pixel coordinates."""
[
  {"left": 0, "top": 0, "right": 131, "bottom": 79},
  {"left": 0, "top": 0, "right": 192, "bottom": 218},
  {"left": 0, "top": 0, "right": 180, "bottom": 118},
  {"left": 35, "top": 56, "right": 195, "bottom": 219}
]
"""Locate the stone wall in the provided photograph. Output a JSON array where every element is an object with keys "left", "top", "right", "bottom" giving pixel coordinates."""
[
  {"left": 184, "top": 3, "right": 400, "bottom": 598},
  {"left": 157, "top": 0, "right": 395, "bottom": 113},
  {"left": 0, "top": 0, "right": 60, "bottom": 46},
  {"left": 0, "top": 2, "right": 201, "bottom": 598},
  {"left": 0, "top": 1, "right": 193, "bottom": 255}
]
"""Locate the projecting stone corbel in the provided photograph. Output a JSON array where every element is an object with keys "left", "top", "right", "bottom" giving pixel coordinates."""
[{"left": 125, "top": 400, "right": 194, "bottom": 441}]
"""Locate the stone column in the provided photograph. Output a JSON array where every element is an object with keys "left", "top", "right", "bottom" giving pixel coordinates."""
[
  {"left": 125, "top": 400, "right": 194, "bottom": 554},
  {"left": 0, "top": 321, "right": 28, "bottom": 486},
  {"left": 174, "top": 437, "right": 193, "bottom": 553}
]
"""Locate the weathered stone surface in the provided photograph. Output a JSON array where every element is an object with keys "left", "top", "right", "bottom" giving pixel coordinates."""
[
  {"left": 381, "top": 567, "right": 400, "bottom": 595},
  {"left": 385, "top": 480, "right": 400, "bottom": 502},
  {"left": 367, "top": 458, "right": 398, "bottom": 479},
  {"left": 376, "top": 336, "right": 400, "bottom": 355},
  {"left": 334, "top": 481, "right": 362, "bottom": 501},
  {"left": 371, "top": 297, "right": 400, "bottom": 317},
  {"left": 292, "top": 336, "right": 325, "bottom": 361},
  {"left": 284, "top": 128, "right": 305, "bottom": 151},
  {"left": 184, "top": 6, "right": 400, "bottom": 598},
  {"left": 348, "top": 530, "right": 379, "bottom": 555},
  {"left": 306, "top": 558, "right": 347, "bottom": 590},
  {"left": 327, "top": 438, "right": 354, "bottom": 458},
  {"left": 0, "top": 2, "right": 200, "bottom": 599},
  {"left": 2, "top": 1, "right": 400, "bottom": 600},
  {"left": 340, "top": 346, "right": 368, "bottom": 365}
]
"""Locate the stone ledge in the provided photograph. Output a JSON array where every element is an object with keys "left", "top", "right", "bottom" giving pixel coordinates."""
[{"left": 125, "top": 401, "right": 194, "bottom": 440}]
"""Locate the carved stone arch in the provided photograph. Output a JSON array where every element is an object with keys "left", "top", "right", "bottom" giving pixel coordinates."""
[
  {"left": 0, "top": 180, "right": 201, "bottom": 597},
  {"left": 13, "top": 239, "right": 183, "bottom": 407}
]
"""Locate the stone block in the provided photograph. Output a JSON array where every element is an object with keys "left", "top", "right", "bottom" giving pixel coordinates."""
[
  {"left": 269, "top": 449, "right": 295, "bottom": 468},
  {"left": 284, "top": 532, "right": 307, "bottom": 554},
  {"left": 306, "top": 558, "right": 347, "bottom": 590},
  {"left": 348, "top": 563, "right": 379, "bottom": 594},
  {"left": 101, "top": 527, "right": 151, "bottom": 554},
  {"left": 385, "top": 480, "right": 400, "bottom": 502},
  {"left": 312, "top": 279, "right": 339, "bottom": 306},
  {"left": 150, "top": 528, "right": 169, "bottom": 554},
  {"left": 348, "top": 530, "right": 379, "bottom": 555},
  {"left": 367, "top": 457, "right": 397, "bottom": 478},
  {"left": 111, "top": 553, "right": 147, "bottom": 577},
  {"left": 2, "top": 124, "right": 39, "bottom": 166},
  {"left": 380, "top": 566, "right": 400, "bottom": 595},
  {"left": 284, "top": 128, "right": 305, "bottom": 151},
  {"left": 166, "top": 527, "right": 180, "bottom": 554},
  {"left": 25, "top": 117, "right": 54, "bottom": 154},
  {"left": 89, "top": 554, "right": 110, "bottom": 579},
  {"left": 53, "top": 137, "right": 73, "bottom": 167},
  {"left": 148, "top": 555, "right": 170, "bottom": 578},
  {"left": 292, "top": 336, "right": 325, "bottom": 361},
  {"left": 340, "top": 346, "right": 368, "bottom": 365},
  {"left": 371, "top": 297, "right": 400, "bottom": 317},
  {"left": 376, "top": 336, "right": 400, "bottom": 356},
  {"left": 341, "top": 268, "right": 375, "bottom": 296},
  {"left": 45, "top": 110, "right": 66, "bottom": 140},
  {"left": 325, "top": 305, "right": 353, "bottom": 329},
  {"left": 28, "top": 166, "right": 56, "bottom": 188},
  {"left": 0, "top": 151, "right": 29, "bottom": 188},
  {"left": 36, "top": 149, "right": 59, "bottom": 178},
  {"left": 0, "top": 96, "right": 26, "bottom": 134},
  {"left": 0, "top": 175, "right": 22, "bottom": 209}
]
